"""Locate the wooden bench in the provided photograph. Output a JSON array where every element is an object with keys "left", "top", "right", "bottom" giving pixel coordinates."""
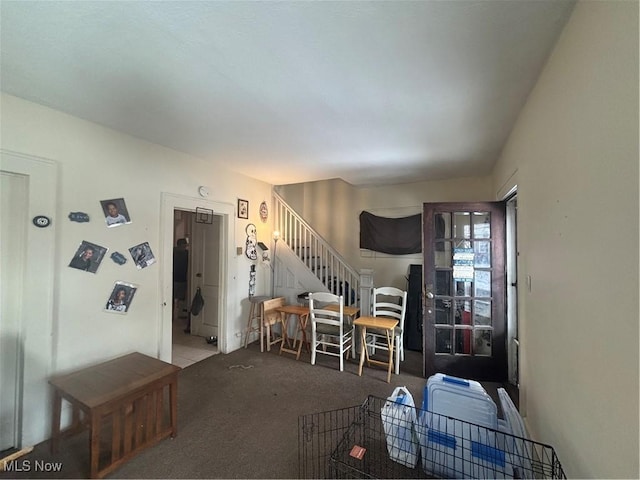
[{"left": 49, "top": 352, "right": 180, "bottom": 478}]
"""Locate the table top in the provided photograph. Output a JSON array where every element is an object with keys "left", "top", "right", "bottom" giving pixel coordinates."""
[
  {"left": 49, "top": 352, "right": 181, "bottom": 409},
  {"left": 275, "top": 304, "right": 310, "bottom": 316},
  {"left": 275, "top": 303, "right": 360, "bottom": 318},
  {"left": 353, "top": 316, "right": 398, "bottom": 330}
]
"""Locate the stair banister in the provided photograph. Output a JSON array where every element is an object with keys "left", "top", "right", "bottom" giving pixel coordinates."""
[{"left": 273, "top": 192, "right": 365, "bottom": 309}]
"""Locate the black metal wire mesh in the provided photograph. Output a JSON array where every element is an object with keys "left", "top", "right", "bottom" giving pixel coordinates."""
[{"left": 298, "top": 395, "right": 565, "bottom": 479}]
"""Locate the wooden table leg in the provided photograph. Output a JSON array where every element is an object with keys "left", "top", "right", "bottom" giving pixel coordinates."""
[
  {"left": 170, "top": 377, "right": 178, "bottom": 437},
  {"left": 358, "top": 326, "right": 366, "bottom": 376},
  {"left": 50, "top": 390, "right": 61, "bottom": 454},
  {"left": 386, "top": 330, "right": 394, "bottom": 384},
  {"left": 89, "top": 410, "right": 101, "bottom": 478}
]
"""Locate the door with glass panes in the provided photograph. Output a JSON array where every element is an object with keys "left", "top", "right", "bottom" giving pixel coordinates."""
[{"left": 423, "top": 202, "right": 507, "bottom": 381}]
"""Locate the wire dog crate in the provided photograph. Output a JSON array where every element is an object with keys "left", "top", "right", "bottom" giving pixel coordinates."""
[{"left": 298, "top": 395, "right": 565, "bottom": 479}]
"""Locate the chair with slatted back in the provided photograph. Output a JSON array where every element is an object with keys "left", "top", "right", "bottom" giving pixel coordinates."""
[
  {"left": 309, "top": 292, "right": 353, "bottom": 372},
  {"left": 369, "top": 286, "right": 408, "bottom": 375},
  {"left": 261, "top": 297, "right": 286, "bottom": 352}
]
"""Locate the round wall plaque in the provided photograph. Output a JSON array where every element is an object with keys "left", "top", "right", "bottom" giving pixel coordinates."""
[{"left": 259, "top": 201, "right": 268, "bottom": 222}]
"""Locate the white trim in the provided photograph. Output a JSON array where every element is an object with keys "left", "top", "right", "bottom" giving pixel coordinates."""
[
  {"left": 0, "top": 149, "right": 57, "bottom": 447},
  {"left": 159, "top": 193, "right": 235, "bottom": 361}
]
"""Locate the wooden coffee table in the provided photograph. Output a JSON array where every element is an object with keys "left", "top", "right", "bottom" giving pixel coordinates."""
[{"left": 49, "top": 352, "right": 181, "bottom": 478}]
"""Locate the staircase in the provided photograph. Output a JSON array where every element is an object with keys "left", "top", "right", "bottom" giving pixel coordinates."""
[{"left": 273, "top": 192, "right": 369, "bottom": 309}]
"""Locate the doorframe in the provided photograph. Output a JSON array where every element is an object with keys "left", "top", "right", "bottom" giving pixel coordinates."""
[
  {"left": 505, "top": 191, "right": 519, "bottom": 387},
  {"left": 0, "top": 149, "right": 56, "bottom": 448},
  {"left": 422, "top": 201, "right": 507, "bottom": 381},
  {"left": 160, "top": 193, "right": 234, "bottom": 361}
]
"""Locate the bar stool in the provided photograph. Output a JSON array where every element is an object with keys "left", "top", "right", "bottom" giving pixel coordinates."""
[{"left": 243, "top": 295, "right": 271, "bottom": 351}]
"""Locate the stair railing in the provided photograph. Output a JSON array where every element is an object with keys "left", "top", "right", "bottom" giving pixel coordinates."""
[{"left": 273, "top": 191, "right": 360, "bottom": 307}]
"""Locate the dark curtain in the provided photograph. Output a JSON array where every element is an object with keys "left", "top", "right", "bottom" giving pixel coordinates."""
[{"left": 359, "top": 211, "right": 422, "bottom": 254}]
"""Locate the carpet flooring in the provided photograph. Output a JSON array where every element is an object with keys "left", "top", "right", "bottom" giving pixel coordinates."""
[{"left": 0, "top": 342, "right": 514, "bottom": 479}]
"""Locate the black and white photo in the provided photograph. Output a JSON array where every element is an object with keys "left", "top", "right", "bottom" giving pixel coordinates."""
[
  {"left": 100, "top": 197, "right": 132, "bottom": 227},
  {"left": 68, "top": 240, "right": 107, "bottom": 274},
  {"left": 105, "top": 281, "right": 137, "bottom": 314},
  {"left": 129, "top": 241, "right": 156, "bottom": 269}
]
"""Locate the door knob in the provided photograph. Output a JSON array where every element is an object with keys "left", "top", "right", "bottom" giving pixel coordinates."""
[{"left": 196, "top": 273, "right": 202, "bottom": 278}]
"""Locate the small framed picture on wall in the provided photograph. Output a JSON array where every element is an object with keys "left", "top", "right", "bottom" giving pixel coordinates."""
[
  {"left": 237, "top": 199, "right": 249, "bottom": 219},
  {"left": 105, "top": 281, "right": 137, "bottom": 314}
]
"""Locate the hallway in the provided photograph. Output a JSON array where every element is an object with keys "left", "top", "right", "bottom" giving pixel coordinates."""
[{"left": 171, "top": 320, "right": 218, "bottom": 368}]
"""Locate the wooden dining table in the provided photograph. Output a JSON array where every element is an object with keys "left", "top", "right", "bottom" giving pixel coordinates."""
[
  {"left": 274, "top": 303, "right": 360, "bottom": 360},
  {"left": 353, "top": 316, "right": 398, "bottom": 383},
  {"left": 275, "top": 304, "right": 311, "bottom": 360}
]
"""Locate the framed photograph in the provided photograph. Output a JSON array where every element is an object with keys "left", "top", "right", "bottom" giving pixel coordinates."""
[
  {"left": 105, "top": 281, "right": 137, "bottom": 314},
  {"left": 100, "top": 197, "right": 132, "bottom": 228},
  {"left": 68, "top": 240, "right": 107, "bottom": 274},
  {"left": 129, "top": 241, "right": 156, "bottom": 269},
  {"left": 237, "top": 199, "right": 249, "bottom": 219}
]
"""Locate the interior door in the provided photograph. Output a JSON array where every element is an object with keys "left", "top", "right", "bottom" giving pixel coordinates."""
[
  {"left": 0, "top": 171, "right": 27, "bottom": 451},
  {"left": 190, "top": 214, "right": 222, "bottom": 338},
  {"left": 423, "top": 202, "right": 507, "bottom": 381}
]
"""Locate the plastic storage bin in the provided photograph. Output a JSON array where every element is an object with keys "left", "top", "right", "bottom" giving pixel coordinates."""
[
  {"left": 419, "top": 373, "right": 511, "bottom": 478},
  {"left": 422, "top": 373, "right": 498, "bottom": 429}
]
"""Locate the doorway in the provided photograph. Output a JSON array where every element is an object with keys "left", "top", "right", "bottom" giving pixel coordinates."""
[
  {"left": 0, "top": 150, "right": 56, "bottom": 449},
  {"left": 423, "top": 201, "right": 507, "bottom": 381},
  {"left": 505, "top": 193, "right": 519, "bottom": 387},
  {"left": 160, "top": 193, "right": 234, "bottom": 366},
  {"left": 0, "top": 171, "right": 27, "bottom": 452},
  {"left": 171, "top": 209, "right": 222, "bottom": 368}
]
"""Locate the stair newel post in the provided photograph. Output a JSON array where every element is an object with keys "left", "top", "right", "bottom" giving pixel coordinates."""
[{"left": 359, "top": 269, "right": 375, "bottom": 316}]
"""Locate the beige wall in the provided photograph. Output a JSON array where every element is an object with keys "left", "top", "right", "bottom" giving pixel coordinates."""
[
  {"left": 279, "top": 1, "right": 639, "bottom": 477},
  {"left": 1, "top": 93, "right": 274, "bottom": 445},
  {"left": 278, "top": 175, "right": 494, "bottom": 288},
  {"left": 492, "top": 1, "right": 638, "bottom": 478}
]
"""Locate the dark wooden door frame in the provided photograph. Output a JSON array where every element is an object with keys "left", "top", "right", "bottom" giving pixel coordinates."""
[{"left": 423, "top": 201, "right": 507, "bottom": 381}]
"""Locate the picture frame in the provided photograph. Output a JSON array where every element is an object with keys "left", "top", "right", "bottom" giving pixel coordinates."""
[
  {"left": 104, "top": 281, "right": 137, "bottom": 314},
  {"left": 68, "top": 240, "right": 108, "bottom": 274},
  {"left": 237, "top": 199, "right": 249, "bottom": 219},
  {"left": 128, "top": 241, "right": 156, "bottom": 270},
  {"left": 100, "top": 197, "right": 132, "bottom": 228}
]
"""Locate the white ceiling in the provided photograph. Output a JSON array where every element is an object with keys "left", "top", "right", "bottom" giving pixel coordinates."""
[{"left": 0, "top": 1, "right": 575, "bottom": 187}]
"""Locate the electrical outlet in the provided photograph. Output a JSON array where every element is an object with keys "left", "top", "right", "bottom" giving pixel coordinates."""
[{"left": 236, "top": 246, "right": 243, "bottom": 255}]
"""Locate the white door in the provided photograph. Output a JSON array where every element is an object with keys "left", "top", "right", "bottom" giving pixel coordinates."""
[
  {"left": 0, "top": 150, "right": 56, "bottom": 448},
  {"left": 190, "top": 215, "right": 222, "bottom": 338},
  {"left": 0, "top": 171, "right": 28, "bottom": 451}
]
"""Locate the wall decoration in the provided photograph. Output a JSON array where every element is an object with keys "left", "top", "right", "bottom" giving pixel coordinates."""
[
  {"left": 32, "top": 215, "right": 51, "bottom": 228},
  {"left": 129, "top": 241, "right": 156, "bottom": 269},
  {"left": 259, "top": 201, "right": 269, "bottom": 223},
  {"left": 110, "top": 251, "right": 127, "bottom": 265},
  {"left": 198, "top": 186, "right": 210, "bottom": 198},
  {"left": 196, "top": 206, "right": 213, "bottom": 224},
  {"left": 68, "top": 211, "right": 90, "bottom": 222},
  {"left": 68, "top": 240, "right": 107, "bottom": 274},
  {"left": 248, "top": 265, "right": 256, "bottom": 297},
  {"left": 237, "top": 198, "right": 249, "bottom": 219},
  {"left": 359, "top": 211, "right": 422, "bottom": 254},
  {"left": 105, "top": 281, "right": 137, "bottom": 314},
  {"left": 100, "top": 197, "right": 132, "bottom": 228},
  {"left": 245, "top": 223, "right": 257, "bottom": 260}
]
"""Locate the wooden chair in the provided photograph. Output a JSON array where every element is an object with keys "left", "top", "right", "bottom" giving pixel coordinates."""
[
  {"left": 261, "top": 297, "right": 286, "bottom": 352},
  {"left": 309, "top": 292, "right": 353, "bottom": 372},
  {"left": 369, "top": 286, "right": 407, "bottom": 375}
]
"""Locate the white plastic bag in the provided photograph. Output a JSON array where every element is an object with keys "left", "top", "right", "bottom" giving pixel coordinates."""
[{"left": 381, "top": 386, "right": 419, "bottom": 468}]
